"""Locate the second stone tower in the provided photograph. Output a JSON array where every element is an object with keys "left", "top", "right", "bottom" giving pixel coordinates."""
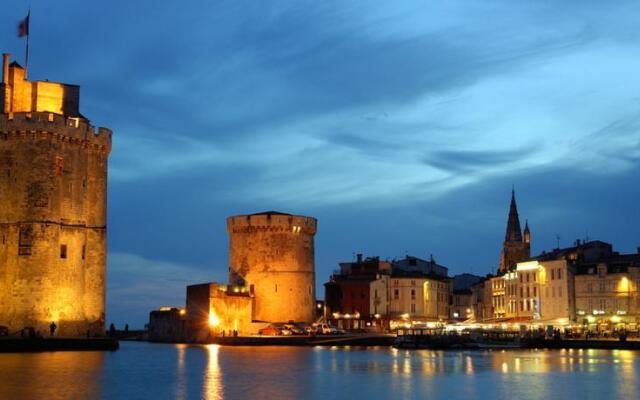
[{"left": 226, "top": 211, "right": 317, "bottom": 323}]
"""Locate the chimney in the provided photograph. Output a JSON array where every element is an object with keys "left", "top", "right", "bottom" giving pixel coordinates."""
[
  {"left": 2, "top": 53, "right": 9, "bottom": 114},
  {"left": 2, "top": 54, "right": 9, "bottom": 85},
  {"left": 356, "top": 253, "right": 363, "bottom": 263}
]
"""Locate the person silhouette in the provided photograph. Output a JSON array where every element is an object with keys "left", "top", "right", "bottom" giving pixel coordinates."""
[{"left": 49, "top": 321, "right": 57, "bottom": 337}]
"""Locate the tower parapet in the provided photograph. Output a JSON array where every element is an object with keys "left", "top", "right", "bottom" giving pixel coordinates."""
[
  {"left": 226, "top": 211, "right": 317, "bottom": 323},
  {"left": 0, "top": 111, "right": 112, "bottom": 151}
]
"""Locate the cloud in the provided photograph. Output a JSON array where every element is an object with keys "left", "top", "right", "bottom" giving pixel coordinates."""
[{"left": 3, "top": 1, "right": 640, "bottom": 326}]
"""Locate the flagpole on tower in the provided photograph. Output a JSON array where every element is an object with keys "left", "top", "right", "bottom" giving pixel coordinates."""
[
  {"left": 25, "top": 8, "right": 31, "bottom": 78},
  {"left": 18, "top": 7, "right": 31, "bottom": 78}
]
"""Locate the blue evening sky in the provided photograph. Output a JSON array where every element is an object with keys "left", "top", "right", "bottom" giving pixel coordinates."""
[{"left": 2, "top": 1, "right": 639, "bottom": 327}]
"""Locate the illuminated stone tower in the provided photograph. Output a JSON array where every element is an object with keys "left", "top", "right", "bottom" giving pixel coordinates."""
[
  {"left": 498, "top": 190, "right": 531, "bottom": 274},
  {"left": 0, "top": 54, "right": 111, "bottom": 336},
  {"left": 227, "top": 211, "right": 317, "bottom": 323}
]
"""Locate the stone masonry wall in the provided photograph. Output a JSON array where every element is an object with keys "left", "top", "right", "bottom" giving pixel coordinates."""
[
  {"left": 0, "top": 112, "right": 111, "bottom": 336},
  {"left": 227, "top": 213, "right": 317, "bottom": 323}
]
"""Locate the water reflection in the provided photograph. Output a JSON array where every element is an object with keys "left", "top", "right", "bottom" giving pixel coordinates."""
[
  {"left": 0, "top": 351, "right": 104, "bottom": 400},
  {"left": 175, "top": 344, "right": 187, "bottom": 400},
  {"left": 203, "top": 345, "right": 222, "bottom": 400},
  {"left": 0, "top": 343, "right": 637, "bottom": 399}
]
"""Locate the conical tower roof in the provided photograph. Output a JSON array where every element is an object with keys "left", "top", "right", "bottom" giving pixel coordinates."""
[{"left": 505, "top": 189, "right": 523, "bottom": 242}]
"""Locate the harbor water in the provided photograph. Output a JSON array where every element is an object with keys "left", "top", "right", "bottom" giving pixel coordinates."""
[{"left": 0, "top": 341, "right": 638, "bottom": 399}]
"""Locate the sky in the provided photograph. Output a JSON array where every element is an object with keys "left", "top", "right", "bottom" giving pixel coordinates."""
[{"left": 2, "top": 1, "right": 639, "bottom": 328}]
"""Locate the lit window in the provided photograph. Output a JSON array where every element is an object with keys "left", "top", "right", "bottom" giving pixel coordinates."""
[{"left": 60, "top": 244, "right": 67, "bottom": 259}]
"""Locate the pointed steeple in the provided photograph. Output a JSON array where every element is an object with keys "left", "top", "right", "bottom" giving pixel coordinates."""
[
  {"left": 505, "top": 189, "right": 523, "bottom": 243},
  {"left": 523, "top": 219, "right": 531, "bottom": 244}
]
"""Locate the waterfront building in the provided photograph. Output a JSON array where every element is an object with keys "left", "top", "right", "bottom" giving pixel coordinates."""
[
  {"left": 325, "top": 254, "right": 451, "bottom": 330},
  {"left": 450, "top": 274, "right": 482, "bottom": 322},
  {"left": 0, "top": 53, "right": 111, "bottom": 336},
  {"left": 571, "top": 243, "right": 640, "bottom": 331},
  {"left": 388, "top": 272, "right": 450, "bottom": 323},
  {"left": 489, "top": 275, "right": 507, "bottom": 319},
  {"left": 324, "top": 255, "right": 390, "bottom": 330},
  {"left": 186, "top": 283, "right": 253, "bottom": 342},
  {"left": 508, "top": 259, "right": 575, "bottom": 325},
  {"left": 450, "top": 289, "right": 473, "bottom": 322},
  {"left": 472, "top": 239, "right": 640, "bottom": 331},
  {"left": 470, "top": 278, "right": 494, "bottom": 321},
  {"left": 148, "top": 307, "right": 186, "bottom": 342}
]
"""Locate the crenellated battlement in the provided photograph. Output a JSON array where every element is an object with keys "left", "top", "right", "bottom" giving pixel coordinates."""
[
  {"left": 0, "top": 111, "right": 111, "bottom": 152},
  {"left": 227, "top": 212, "right": 317, "bottom": 235}
]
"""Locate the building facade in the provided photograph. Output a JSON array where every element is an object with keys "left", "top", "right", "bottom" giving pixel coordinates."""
[
  {"left": 472, "top": 240, "right": 640, "bottom": 330},
  {"left": 325, "top": 254, "right": 451, "bottom": 330},
  {"left": 0, "top": 54, "right": 111, "bottom": 336},
  {"left": 574, "top": 250, "right": 640, "bottom": 332},
  {"left": 388, "top": 274, "right": 450, "bottom": 321},
  {"left": 324, "top": 256, "right": 390, "bottom": 330}
]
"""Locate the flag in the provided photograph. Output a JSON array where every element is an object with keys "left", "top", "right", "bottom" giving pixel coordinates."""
[{"left": 18, "top": 13, "right": 30, "bottom": 38}]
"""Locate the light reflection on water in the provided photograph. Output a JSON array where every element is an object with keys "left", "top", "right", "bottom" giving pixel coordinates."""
[{"left": 0, "top": 342, "right": 638, "bottom": 399}]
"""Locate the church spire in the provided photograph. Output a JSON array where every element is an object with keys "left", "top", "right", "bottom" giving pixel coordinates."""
[
  {"left": 505, "top": 189, "right": 523, "bottom": 243},
  {"left": 523, "top": 219, "right": 531, "bottom": 244}
]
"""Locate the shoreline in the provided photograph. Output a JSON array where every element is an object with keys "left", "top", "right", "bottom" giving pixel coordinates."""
[{"left": 0, "top": 337, "right": 120, "bottom": 353}]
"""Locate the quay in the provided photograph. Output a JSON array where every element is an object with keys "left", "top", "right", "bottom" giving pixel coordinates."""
[
  {"left": 211, "top": 334, "right": 395, "bottom": 347},
  {"left": 0, "top": 337, "right": 119, "bottom": 353}
]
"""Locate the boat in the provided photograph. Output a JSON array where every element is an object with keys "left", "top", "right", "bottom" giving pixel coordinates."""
[{"left": 393, "top": 328, "right": 524, "bottom": 350}]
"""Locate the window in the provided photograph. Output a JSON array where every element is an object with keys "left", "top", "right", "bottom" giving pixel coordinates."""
[
  {"left": 520, "top": 287, "right": 523, "bottom": 297},
  {"left": 394, "top": 289, "right": 399, "bottom": 300},
  {"left": 533, "top": 287, "right": 537, "bottom": 297},
  {"left": 411, "top": 289, "right": 416, "bottom": 300},
  {"left": 54, "top": 156, "right": 64, "bottom": 176},
  {"left": 551, "top": 269, "right": 555, "bottom": 280},
  {"left": 526, "top": 287, "right": 530, "bottom": 297},
  {"left": 81, "top": 245, "right": 86, "bottom": 260},
  {"left": 60, "top": 244, "right": 67, "bottom": 259},
  {"left": 18, "top": 225, "right": 33, "bottom": 256},
  {"left": 526, "top": 274, "right": 530, "bottom": 283},
  {"left": 275, "top": 284, "right": 278, "bottom": 293}
]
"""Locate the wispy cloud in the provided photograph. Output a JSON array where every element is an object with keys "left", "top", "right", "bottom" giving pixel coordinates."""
[{"left": 3, "top": 1, "right": 639, "bottom": 326}]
